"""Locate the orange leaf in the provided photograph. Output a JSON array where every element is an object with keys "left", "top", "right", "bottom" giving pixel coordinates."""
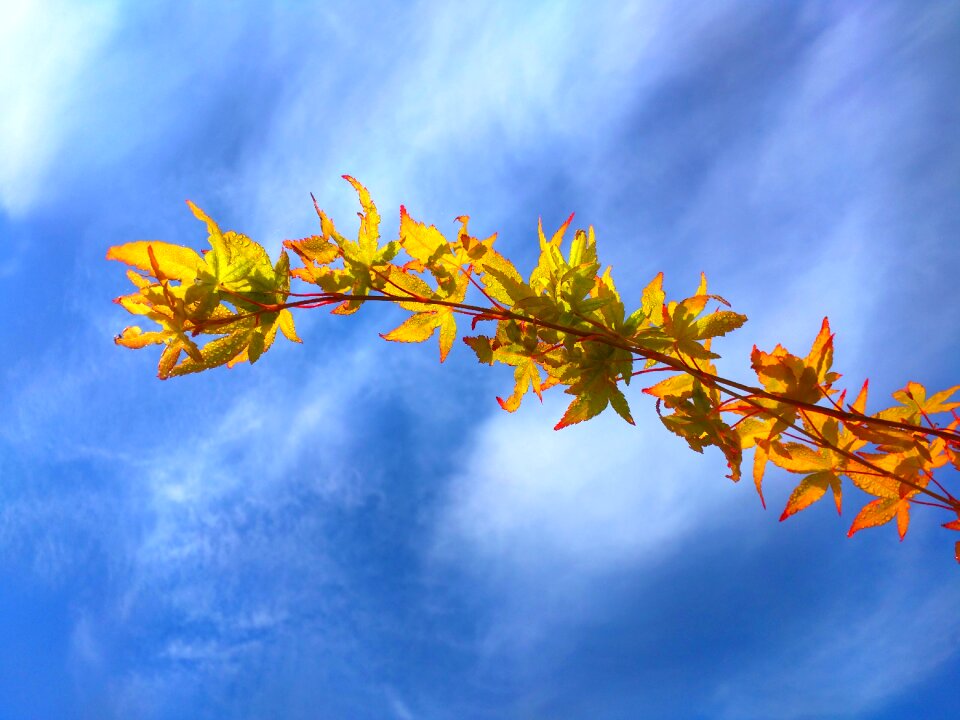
[
  {"left": 643, "top": 373, "right": 694, "bottom": 402},
  {"left": 780, "top": 470, "right": 841, "bottom": 521},
  {"left": 769, "top": 442, "right": 832, "bottom": 473},
  {"left": 848, "top": 497, "right": 900, "bottom": 537},
  {"left": 753, "top": 442, "right": 769, "bottom": 508},
  {"left": 804, "top": 317, "right": 834, "bottom": 385},
  {"left": 115, "top": 326, "right": 165, "bottom": 349}
]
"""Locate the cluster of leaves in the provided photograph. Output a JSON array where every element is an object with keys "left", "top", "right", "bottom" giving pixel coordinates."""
[
  {"left": 109, "top": 177, "right": 960, "bottom": 560},
  {"left": 107, "top": 202, "right": 300, "bottom": 376}
]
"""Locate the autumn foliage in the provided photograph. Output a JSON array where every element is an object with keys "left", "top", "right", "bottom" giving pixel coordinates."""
[{"left": 108, "top": 177, "right": 960, "bottom": 560}]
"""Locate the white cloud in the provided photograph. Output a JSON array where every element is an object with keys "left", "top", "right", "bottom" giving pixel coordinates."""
[
  {"left": 0, "top": 337, "right": 391, "bottom": 707},
  {"left": 726, "top": 207, "right": 878, "bottom": 378},
  {"left": 235, "top": 1, "right": 697, "bottom": 243},
  {"left": 0, "top": 0, "right": 117, "bottom": 215},
  {"left": 433, "top": 391, "right": 742, "bottom": 649},
  {"left": 131, "top": 345, "right": 382, "bottom": 603}
]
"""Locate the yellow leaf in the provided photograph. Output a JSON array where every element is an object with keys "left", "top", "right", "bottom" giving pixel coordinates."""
[
  {"left": 381, "top": 312, "right": 440, "bottom": 344},
  {"left": 769, "top": 442, "right": 832, "bottom": 473},
  {"left": 278, "top": 309, "right": 301, "bottom": 343},
  {"left": 167, "top": 328, "right": 252, "bottom": 378},
  {"left": 640, "top": 272, "right": 665, "bottom": 322},
  {"left": 158, "top": 344, "right": 183, "bottom": 379},
  {"left": 343, "top": 175, "right": 381, "bottom": 255},
  {"left": 695, "top": 310, "right": 748, "bottom": 340},
  {"left": 642, "top": 373, "right": 694, "bottom": 401},
  {"left": 107, "top": 242, "right": 203, "bottom": 282},
  {"left": 115, "top": 326, "right": 165, "bottom": 349},
  {"left": 185, "top": 199, "right": 221, "bottom": 237},
  {"left": 538, "top": 212, "right": 574, "bottom": 250},
  {"left": 438, "top": 311, "right": 457, "bottom": 363},
  {"left": 399, "top": 205, "right": 448, "bottom": 266},
  {"left": 284, "top": 235, "right": 339, "bottom": 267}
]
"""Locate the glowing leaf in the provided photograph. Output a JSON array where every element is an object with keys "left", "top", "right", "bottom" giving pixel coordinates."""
[
  {"left": 643, "top": 373, "right": 695, "bottom": 402},
  {"left": 106, "top": 242, "right": 203, "bottom": 282},
  {"left": 804, "top": 317, "right": 837, "bottom": 385},
  {"left": 780, "top": 471, "right": 842, "bottom": 520},
  {"left": 639, "top": 272, "right": 665, "bottom": 325},
  {"left": 114, "top": 326, "right": 166, "bottom": 349},
  {"left": 694, "top": 310, "right": 748, "bottom": 340},
  {"left": 399, "top": 205, "right": 448, "bottom": 267},
  {"left": 497, "top": 356, "right": 544, "bottom": 412},
  {"left": 110, "top": 177, "right": 960, "bottom": 561},
  {"left": 167, "top": 326, "right": 253, "bottom": 378},
  {"left": 382, "top": 312, "right": 443, "bottom": 343},
  {"left": 343, "top": 174, "right": 381, "bottom": 256},
  {"left": 657, "top": 383, "right": 742, "bottom": 481},
  {"left": 753, "top": 441, "right": 770, "bottom": 508},
  {"left": 848, "top": 496, "right": 913, "bottom": 540},
  {"left": 278, "top": 309, "right": 301, "bottom": 343},
  {"left": 885, "top": 382, "right": 960, "bottom": 423},
  {"left": 381, "top": 308, "right": 459, "bottom": 362},
  {"left": 554, "top": 381, "right": 633, "bottom": 429}
]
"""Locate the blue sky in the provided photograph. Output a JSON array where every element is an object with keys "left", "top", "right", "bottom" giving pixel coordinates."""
[{"left": 2, "top": 1, "right": 959, "bottom": 718}]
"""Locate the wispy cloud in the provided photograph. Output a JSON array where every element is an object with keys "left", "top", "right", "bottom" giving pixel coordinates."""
[
  {"left": 0, "top": 0, "right": 117, "bottom": 215},
  {"left": 433, "top": 392, "right": 741, "bottom": 652},
  {"left": 3, "top": 1, "right": 958, "bottom": 717},
  {"left": 233, "top": 2, "right": 694, "bottom": 244},
  {"left": 2, "top": 336, "right": 395, "bottom": 714}
]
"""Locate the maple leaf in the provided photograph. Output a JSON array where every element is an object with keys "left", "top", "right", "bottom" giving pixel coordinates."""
[
  {"left": 497, "top": 352, "right": 547, "bottom": 412},
  {"left": 631, "top": 272, "right": 665, "bottom": 330},
  {"left": 761, "top": 389, "right": 876, "bottom": 521},
  {"left": 848, "top": 494, "right": 915, "bottom": 540},
  {"left": 880, "top": 382, "right": 960, "bottom": 425},
  {"left": 514, "top": 216, "right": 618, "bottom": 333},
  {"left": 381, "top": 309, "right": 459, "bottom": 362},
  {"left": 528, "top": 213, "right": 576, "bottom": 295},
  {"left": 111, "top": 177, "right": 960, "bottom": 561},
  {"left": 643, "top": 274, "right": 744, "bottom": 362},
  {"left": 106, "top": 241, "right": 204, "bottom": 282},
  {"left": 769, "top": 435, "right": 844, "bottom": 520},
  {"left": 398, "top": 205, "right": 449, "bottom": 270},
  {"left": 186, "top": 201, "right": 282, "bottom": 301},
  {"left": 109, "top": 202, "right": 299, "bottom": 378},
  {"left": 167, "top": 320, "right": 257, "bottom": 377},
  {"left": 284, "top": 234, "right": 339, "bottom": 286},
  {"left": 742, "top": 318, "right": 840, "bottom": 437},
  {"left": 652, "top": 381, "right": 743, "bottom": 481},
  {"left": 589, "top": 267, "right": 627, "bottom": 333},
  {"left": 297, "top": 176, "right": 400, "bottom": 314},
  {"left": 554, "top": 341, "right": 635, "bottom": 429},
  {"left": 643, "top": 373, "right": 695, "bottom": 403}
]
